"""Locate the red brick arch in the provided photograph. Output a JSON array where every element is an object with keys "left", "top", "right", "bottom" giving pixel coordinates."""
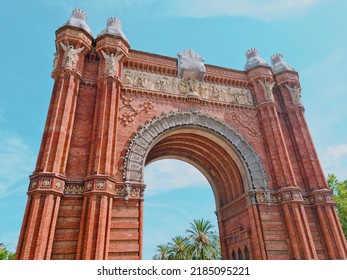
[{"left": 16, "top": 14, "right": 347, "bottom": 260}]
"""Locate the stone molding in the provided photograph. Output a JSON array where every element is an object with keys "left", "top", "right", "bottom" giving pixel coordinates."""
[{"left": 254, "top": 188, "right": 334, "bottom": 206}]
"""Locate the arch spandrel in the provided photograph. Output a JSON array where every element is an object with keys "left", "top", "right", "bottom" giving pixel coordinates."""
[{"left": 123, "top": 110, "right": 268, "bottom": 197}]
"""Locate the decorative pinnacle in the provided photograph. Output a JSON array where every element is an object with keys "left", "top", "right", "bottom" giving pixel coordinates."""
[
  {"left": 63, "top": 8, "right": 92, "bottom": 35},
  {"left": 97, "top": 17, "right": 128, "bottom": 43},
  {"left": 270, "top": 53, "right": 284, "bottom": 64},
  {"left": 107, "top": 17, "right": 122, "bottom": 28},
  {"left": 71, "top": 8, "right": 87, "bottom": 20},
  {"left": 244, "top": 48, "right": 269, "bottom": 70},
  {"left": 270, "top": 53, "right": 295, "bottom": 74},
  {"left": 245, "top": 48, "right": 259, "bottom": 58}
]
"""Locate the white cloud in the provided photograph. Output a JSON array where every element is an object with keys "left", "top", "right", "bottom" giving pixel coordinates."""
[
  {"left": 144, "top": 159, "right": 210, "bottom": 196},
  {"left": 39, "top": 0, "right": 320, "bottom": 23},
  {"left": 321, "top": 144, "right": 347, "bottom": 180},
  {"left": 160, "top": 0, "right": 320, "bottom": 21},
  {"left": 0, "top": 130, "right": 35, "bottom": 198}
]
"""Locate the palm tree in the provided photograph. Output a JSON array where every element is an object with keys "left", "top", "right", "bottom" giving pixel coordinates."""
[
  {"left": 186, "top": 219, "right": 220, "bottom": 260},
  {"left": 152, "top": 244, "right": 169, "bottom": 260},
  {"left": 167, "top": 236, "right": 189, "bottom": 260}
]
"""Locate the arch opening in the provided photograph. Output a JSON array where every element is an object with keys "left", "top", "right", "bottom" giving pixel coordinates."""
[
  {"left": 144, "top": 127, "right": 250, "bottom": 208},
  {"left": 143, "top": 159, "right": 218, "bottom": 259}
]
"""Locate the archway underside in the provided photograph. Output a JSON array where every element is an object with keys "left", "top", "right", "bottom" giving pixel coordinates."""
[{"left": 145, "top": 132, "right": 245, "bottom": 208}]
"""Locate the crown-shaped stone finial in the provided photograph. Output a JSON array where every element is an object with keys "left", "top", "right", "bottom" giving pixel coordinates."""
[
  {"left": 245, "top": 48, "right": 258, "bottom": 58},
  {"left": 71, "top": 8, "right": 87, "bottom": 20},
  {"left": 177, "top": 49, "right": 206, "bottom": 81},
  {"left": 63, "top": 8, "right": 92, "bottom": 35},
  {"left": 271, "top": 53, "right": 295, "bottom": 74},
  {"left": 244, "top": 48, "right": 268, "bottom": 70},
  {"left": 97, "top": 17, "right": 128, "bottom": 42}
]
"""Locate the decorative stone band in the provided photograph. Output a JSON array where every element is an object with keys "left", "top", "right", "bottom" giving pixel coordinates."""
[
  {"left": 303, "top": 191, "right": 334, "bottom": 205},
  {"left": 254, "top": 189, "right": 334, "bottom": 206},
  {"left": 28, "top": 173, "right": 65, "bottom": 195},
  {"left": 122, "top": 69, "right": 254, "bottom": 106},
  {"left": 82, "top": 178, "right": 115, "bottom": 195},
  {"left": 56, "top": 27, "right": 93, "bottom": 47},
  {"left": 64, "top": 184, "right": 84, "bottom": 195},
  {"left": 62, "top": 180, "right": 145, "bottom": 199},
  {"left": 123, "top": 110, "right": 268, "bottom": 190},
  {"left": 115, "top": 183, "right": 146, "bottom": 200}
]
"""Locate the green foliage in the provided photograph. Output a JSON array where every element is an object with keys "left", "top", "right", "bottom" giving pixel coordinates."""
[
  {"left": 153, "top": 219, "right": 221, "bottom": 260},
  {"left": 0, "top": 243, "right": 15, "bottom": 260},
  {"left": 153, "top": 244, "right": 170, "bottom": 260},
  {"left": 327, "top": 174, "right": 347, "bottom": 239},
  {"left": 167, "top": 236, "right": 189, "bottom": 260}
]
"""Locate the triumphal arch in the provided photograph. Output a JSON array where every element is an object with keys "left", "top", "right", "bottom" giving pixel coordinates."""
[{"left": 17, "top": 9, "right": 347, "bottom": 260}]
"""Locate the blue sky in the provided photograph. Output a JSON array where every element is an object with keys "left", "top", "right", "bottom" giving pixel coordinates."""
[{"left": 0, "top": 0, "right": 346, "bottom": 259}]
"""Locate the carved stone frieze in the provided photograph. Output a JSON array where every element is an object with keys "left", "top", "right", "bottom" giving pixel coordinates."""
[{"left": 122, "top": 69, "right": 254, "bottom": 106}]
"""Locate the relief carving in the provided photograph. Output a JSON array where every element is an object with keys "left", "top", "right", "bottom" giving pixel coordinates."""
[
  {"left": 101, "top": 49, "right": 123, "bottom": 76},
  {"left": 230, "top": 109, "right": 261, "bottom": 137},
  {"left": 119, "top": 94, "right": 154, "bottom": 126},
  {"left": 259, "top": 79, "right": 275, "bottom": 102},
  {"left": 122, "top": 69, "right": 254, "bottom": 106},
  {"left": 285, "top": 84, "right": 302, "bottom": 105},
  {"left": 60, "top": 42, "right": 84, "bottom": 69}
]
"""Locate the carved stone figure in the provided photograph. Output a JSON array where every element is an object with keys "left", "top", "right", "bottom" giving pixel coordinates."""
[
  {"left": 60, "top": 42, "right": 84, "bottom": 69},
  {"left": 226, "top": 87, "right": 236, "bottom": 103},
  {"left": 101, "top": 50, "right": 123, "bottom": 76},
  {"left": 285, "top": 84, "right": 302, "bottom": 105},
  {"left": 138, "top": 74, "right": 148, "bottom": 88},
  {"left": 124, "top": 71, "right": 132, "bottom": 85},
  {"left": 246, "top": 91, "right": 254, "bottom": 105},
  {"left": 210, "top": 86, "right": 220, "bottom": 100},
  {"left": 235, "top": 90, "right": 244, "bottom": 104},
  {"left": 198, "top": 83, "right": 208, "bottom": 98},
  {"left": 155, "top": 77, "right": 168, "bottom": 92},
  {"left": 259, "top": 79, "right": 275, "bottom": 102},
  {"left": 170, "top": 78, "right": 178, "bottom": 94}
]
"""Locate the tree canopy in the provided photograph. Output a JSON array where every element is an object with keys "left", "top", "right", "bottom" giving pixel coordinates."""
[
  {"left": 153, "top": 219, "right": 221, "bottom": 260},
  {"left": 0, "top": 243, "right": 15, "bottom": 260},
  {"left": 327, "top": 174, "right": 347, "bottom": 239}
]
